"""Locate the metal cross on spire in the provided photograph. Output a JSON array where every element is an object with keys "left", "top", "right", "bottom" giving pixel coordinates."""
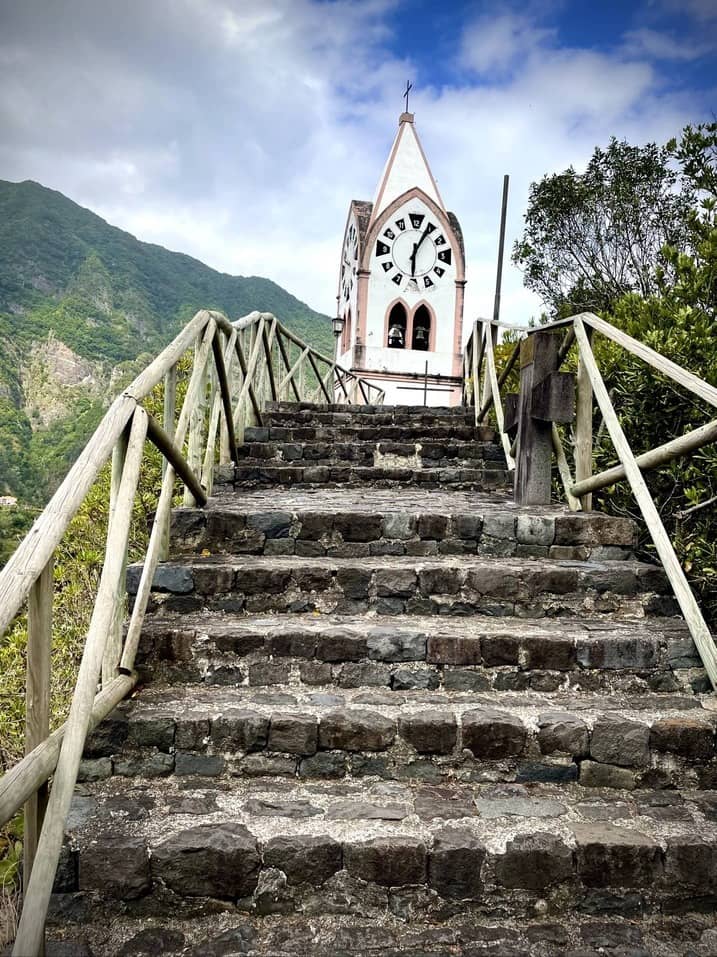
[{"left": 403, "top": 79, "right": 413, "bottom": 112}]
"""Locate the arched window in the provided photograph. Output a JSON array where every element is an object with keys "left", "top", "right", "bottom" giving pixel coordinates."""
[
  {"left": 412, "top": 304, "right": 431, "bottom": 351},
  {"left": 342, "top": 309, "right": 352, "bottom": 352},
  {"left": 386, "top": 302, "right": 407, "bottom": 349}
]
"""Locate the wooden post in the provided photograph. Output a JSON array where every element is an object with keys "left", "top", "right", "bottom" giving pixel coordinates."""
[
  {"left": 515, "top": 330, "right": 574, "bottom": 505},
  {"left": 159, "top": 364, "right": 176, "bottom": 561},
  {"left": 576, "top": 324, "right": 594, "bottom": 511},
  {"left": 24, "top": 554, "right": 53, "bottom": 939},
  {"left": 102, "top": 428, "right": 129, "bottom": 686},
  {"left": 184, "top": 337, "right": 208, "bottom": 507}
]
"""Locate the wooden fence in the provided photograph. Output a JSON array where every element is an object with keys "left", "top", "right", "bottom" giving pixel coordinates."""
[
  {"left": 0, "top": 308, "right": 382, "bottom": 956},
  {"left": 463, "top": 311, "right": 717, "bottom": 691}
]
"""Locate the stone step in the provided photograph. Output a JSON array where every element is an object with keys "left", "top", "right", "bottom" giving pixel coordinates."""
[
  {"left": 42, "top": 910, "right": 717, "bottom": 957},
  {"left": 169, "top": 493, "right": 637, "bottom": 562},
  {"left": 234, "top": 440, "right": 501, "bottom": 468},
  {"left": 54, "top": 776, "right": 717, "bottom": 931},
  {"left": 263, "top": 402, "right": 478, "bottom": 424},
  {"left": 128, "top": 554, "right": 676, "bottom": 621},
  {"left": 80, "top": 684, "right": 717, "bottom": 789},
  {"left": 245, "top": 423, "right": 496, "bottom": 443},
  {"left": 135, "top": 613, "right": 707, "bottom": 695},
  {"left": 229, "top": 463, "right": 510, "bottom": 489}
]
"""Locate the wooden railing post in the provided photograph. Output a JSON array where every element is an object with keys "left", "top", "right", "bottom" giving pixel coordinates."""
[
  {"left": 24, "top": 553, "right": 53, "bottom": 941},
  {"left": 576, "top": 325, "right": 594, "bottom": 511},
  {"left": 159, "top": 364, "right": 177, "bottom": 562},
  {"left": 102, "top": 428, "right": 129, "bottom": 686},
  {"left": 515, "top": 330, "right": 575, "bottom": 505},
  {"left": 184, "top": 337, "right": 208, "bottom": 507}
]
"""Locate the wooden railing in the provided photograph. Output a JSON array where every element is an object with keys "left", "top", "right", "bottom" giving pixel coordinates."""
[
  {"left": 464, "top": 311, "right": 717, "bottom": 691},
  {"left": 0, "top": 308, "right": 383, "bottom": 955}
]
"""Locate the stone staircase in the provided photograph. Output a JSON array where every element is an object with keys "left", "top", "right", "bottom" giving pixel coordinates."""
[{"left": 47, "top": 403, "right": 717, "bottom": 956}]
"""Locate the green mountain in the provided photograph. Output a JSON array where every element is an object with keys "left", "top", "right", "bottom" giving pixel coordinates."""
[{"left": 0, "top": 179, "right": 333, "bottom": 503}]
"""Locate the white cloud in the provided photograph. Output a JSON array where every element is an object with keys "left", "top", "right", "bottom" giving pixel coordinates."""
[
  {"left": 0, "top": 0, "right": 711, "bottom": 337},
  {"left": 622, "top": 27, "right": 715, "bottom": 61}
]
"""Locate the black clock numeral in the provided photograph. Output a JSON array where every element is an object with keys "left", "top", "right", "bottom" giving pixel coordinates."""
[
  {"left": 423, "top": 276, "right": 434, "bottom": 288},
  {"left": 376, "top": 240, "right": 390, "bottom": 257},
  {"left": 434, "top": 266, "right": 445, "bottom": 277},
  {"left": 384, "top": 227, "right": 395, "bottom": 240},
  {"left": 437, "top": 249, "right": 452, "bottom": 265},
  {"left": 395, "top": 218, "right": 406, "bottom": 231},
  {"left": 434, "top": 235, "right": 446, "bottom": 246},
  {"left": 382, "top": 261, "right": 393, "bottom": 272},
  {"left": 425, "top": 222, "right": 436, "bottom": 234},
  {"left": 409, "top": 213, "right": 425, "bottom": 229},
  {"left": 392, "top": 273, "right": 403, "bottom": 285}
]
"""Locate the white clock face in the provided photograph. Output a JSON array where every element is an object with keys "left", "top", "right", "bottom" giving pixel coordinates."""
[
  {"left": 340, "top": 221, "right": 358, "bottom": 303},
  {"left": 374, "top": 211, "right": 452, "bottom": 291}
]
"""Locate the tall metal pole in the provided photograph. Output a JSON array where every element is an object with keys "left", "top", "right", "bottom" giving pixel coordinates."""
[
  {"left": 493, "top": 174, "right": 510, "bottom": 325},
  {"left": 482, "top": 175, "right": 510, "bottom": 408}
]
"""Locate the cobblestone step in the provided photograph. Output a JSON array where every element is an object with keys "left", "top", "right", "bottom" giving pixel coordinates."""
[
  {"left": 128, "top": 554, "right": 676, "bottom": 620},
  {"left": 229, "top": 463, "right": 510, "bottom": 488},
  {"left": 245, "top": 423, "right": 496, "bottom": 442},
  {"left": 234, "top": 440, "right": 503, "bottom": 464},
  {"left": 42, "top": 910, "right": 717, "bottom": 957},
  {"left": 80, "top": 684, "right": 717, "bottom": 789},
  {"left": 169, "top": 494, "right": 637, "bottom": 562},
  {"left": 54, "top": 776, "right": 717, "bottom": 932},
  {"left": 136, "top": 613, "right": 707, "bottom": 695}
]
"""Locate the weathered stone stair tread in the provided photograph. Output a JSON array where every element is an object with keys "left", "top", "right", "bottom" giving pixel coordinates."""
[
  {"left": 58, "top": 776, "right": 717, "bottom": 929},
  {"left": 44, "top": 910, "right": 717, "bottom": 957},
  {"left": 230, "top": 464, "right": 508, "bottom": 488},
  {"left": 131, "top": 554, "right": 673, "bottom": 624},
  {"left": 235, "top": 439, "right": 500, "bottom": 458},
  {"left": 246, "top": 422, "right": 496, "bottom": 441}
]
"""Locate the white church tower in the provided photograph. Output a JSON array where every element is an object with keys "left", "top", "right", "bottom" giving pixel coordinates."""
[{"left": 335, "top": 109, "right": 465, "bottom": 405}]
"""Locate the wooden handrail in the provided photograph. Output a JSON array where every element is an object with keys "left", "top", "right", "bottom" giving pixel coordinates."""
[{"left": 0, "top": 305, "right": 384, "bottom": 954}]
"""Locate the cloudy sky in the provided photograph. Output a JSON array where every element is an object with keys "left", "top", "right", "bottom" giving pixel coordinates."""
[{"left": 1, "top": 0, "right": 715, "bottom": 328}]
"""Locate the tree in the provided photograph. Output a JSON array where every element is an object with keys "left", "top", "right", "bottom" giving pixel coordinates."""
[{"left": 512, "top": 138, "right": 695, "bottom": 316}]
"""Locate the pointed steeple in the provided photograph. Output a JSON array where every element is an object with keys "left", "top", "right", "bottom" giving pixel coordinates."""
[{"left": 371, "top": 113, "right": 445, "bottom": 223}]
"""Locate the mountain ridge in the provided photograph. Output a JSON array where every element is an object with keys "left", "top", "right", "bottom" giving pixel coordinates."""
[{"left": 0, "top": 178, "right": 333, "bottom": 502}]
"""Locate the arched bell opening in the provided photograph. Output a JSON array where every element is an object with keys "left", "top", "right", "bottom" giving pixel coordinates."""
[
  {"left": 386, "top": 301, "right": 407, "bottom": 349},
  {"left": 411, "top": 304, "right": 432, "bottom": 351}
]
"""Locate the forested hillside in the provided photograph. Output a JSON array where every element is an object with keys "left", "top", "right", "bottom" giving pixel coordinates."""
[{"left": 0, "top": 179, "right": 332, "bottom": 503}]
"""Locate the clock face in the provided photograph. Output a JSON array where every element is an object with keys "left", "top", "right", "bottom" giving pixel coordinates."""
[
  {"left": 340, "top": 221, "right": 358, "bottom": 303},
  {"left": 373, "top": 211, "right": 452, "bottom": 291}
]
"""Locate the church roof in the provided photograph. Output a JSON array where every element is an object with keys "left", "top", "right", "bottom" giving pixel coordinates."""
[
  {"left": 350, "top": 200, "right": 374, "bottom": 250},
  {"left": 371, "top": 112, "right": 445, "bottom": 223}
]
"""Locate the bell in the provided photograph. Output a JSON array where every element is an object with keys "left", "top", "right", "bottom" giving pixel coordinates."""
[
  {"left": 414, "top": 326, "right": 427, "bottom": 343},
  {"left": 388, "top": 325, "right": 404, "bottom": 348}
]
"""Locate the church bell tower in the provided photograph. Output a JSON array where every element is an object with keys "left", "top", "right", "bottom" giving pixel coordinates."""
[{"left": 335, "top": 109, "right": 465, "bottom": 405}]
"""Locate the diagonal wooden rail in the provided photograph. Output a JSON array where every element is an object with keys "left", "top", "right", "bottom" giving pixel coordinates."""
[
  {"left": 0, "top": 308, "right": 383, "bottom": 956},
  {"left": 463, "top": 310, "right": 717, "bottom": 691}
]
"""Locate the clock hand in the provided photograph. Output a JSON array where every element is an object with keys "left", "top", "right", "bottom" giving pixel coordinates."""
[
  {"left": 414, "top": 223, "right": 432, "bottom": 254},
  {"left": 410, "top": 243, "right": 418, "bottom": 277}
]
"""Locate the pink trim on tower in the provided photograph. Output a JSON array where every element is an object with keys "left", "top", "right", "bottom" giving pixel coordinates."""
[
  {"left": 452, "top": 279, "right": 466, "bottom": 377},
  {"left": 360, "top": 187, "right": 465, "bottom": 281},
  {"left": 355, "top": 269, "right": 370, "bottom": 346},
  {"left": 409, "top": 299, "right": 437, "bottom": 352}
]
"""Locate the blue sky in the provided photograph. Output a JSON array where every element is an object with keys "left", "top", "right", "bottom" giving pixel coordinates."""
[{"left": 0, "top": 0, "right": 715, "bottom": 326}]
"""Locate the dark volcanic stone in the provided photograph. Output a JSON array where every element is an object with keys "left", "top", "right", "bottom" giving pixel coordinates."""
[
  {"left": 429, "top": 826, "right": 485, "bottom": 899},
  {"left": 117, "top": 928, "right": 186, "bottom": 956},
  {"left": 247, "top": 511, "right": 292, "bottom": 539},
  {"left": 538, "top": 712, "right": 589, "bottom": 757},
  {"left": 399, "top": 712, "right": 457, "bottom": 753},
  {"left": 590, "top": 717, "right": 649, "bottom": 767},
  {"left": 319, "top": 709, "right": 396, "bottom": 751},
  {"left": 495, "top": 832, "right": 574, "bottom": 889},
  {"left": 174, "top": 752, "right": 225, "bottom": 776},
  {"left": 268, "top": 713, "right": 318, "bottom": 755},
  {"left": 211, "top": 710, "right": 269, "bottom": 751},
  {"left": 263, "top": 834, "right": 342, "bottom": 885},
  {"left": 345, "top": 836, "right": 427, "bottom": 886},
  {"left": 188, "top": 926, "right": 257, "bottom": 956},
  {"left": 573, "top": 823, "right": 662, "bottom": 887},
  {"left": 650, "top": 717, "right": 715, "bottom": 759},
  {"left": 79, "top": 835, "right": 149, "bottom": 899},
  {"left": 151, "top": 822, "right": 260, "bottom": 899},
  {"left": 427, "top": 634, "right": 481, "bottom": 665},
  {"left": 83, "top": 709, "right": 129, "bottom": 758},
  {"left": 462, "top": 709, "right": 527, "bottom": 758}
]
